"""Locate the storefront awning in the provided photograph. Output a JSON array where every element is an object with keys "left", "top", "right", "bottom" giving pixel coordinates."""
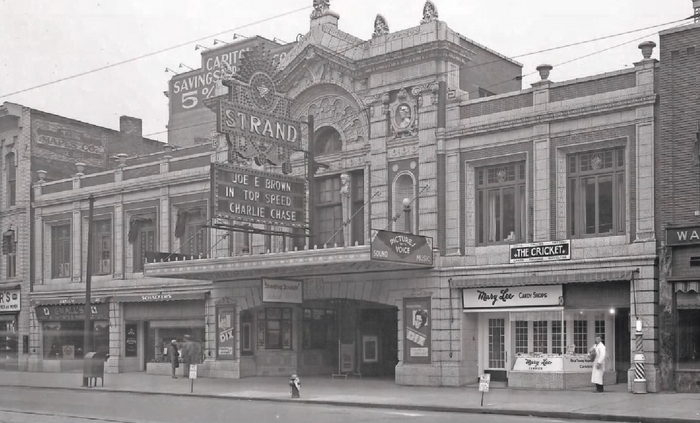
[
  {"left": 144, "top": 245, "right": 434, "bottom": 281},
  {"left": 449, "top": 269, "right": 634, "bottom": 289},
  {"left": 672, "top": 280, "right": 700, "bottom": 293},
  {"left": 31, "top": 296, "right": 109, "bottom": 306},
  {"left": 113, "top": 292, "right": 208, "bottom": 303}
]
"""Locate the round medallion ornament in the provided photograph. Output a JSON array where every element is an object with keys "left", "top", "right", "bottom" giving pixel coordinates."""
[{"left": 249, "top": 71, "right": 277, "bottom": 111}]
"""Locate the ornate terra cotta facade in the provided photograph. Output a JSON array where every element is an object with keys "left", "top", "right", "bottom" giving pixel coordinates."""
[{"left": 31, "top": 0, "right": 671, "bottom": 391}]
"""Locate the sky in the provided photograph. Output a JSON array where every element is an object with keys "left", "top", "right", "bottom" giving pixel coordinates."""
[{"left": 0, "top": 0, "right": 693, "bottom": 142}]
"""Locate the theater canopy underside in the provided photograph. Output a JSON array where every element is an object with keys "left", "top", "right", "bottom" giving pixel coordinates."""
[{"left": 144, "top": 245, "right": 434, "bottom": 282}]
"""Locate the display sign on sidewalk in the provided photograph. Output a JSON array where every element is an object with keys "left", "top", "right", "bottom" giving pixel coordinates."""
[
  {"left": 189, "top": 364, "right": 198, "bottom": 380},
  {"left": 479, "top": 374, "right": 491, "bottom": 392}
]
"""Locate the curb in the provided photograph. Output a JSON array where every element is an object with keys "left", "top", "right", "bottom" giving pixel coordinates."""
[{"left": 5, "top": 384, "right": 698, "bottom": 423}]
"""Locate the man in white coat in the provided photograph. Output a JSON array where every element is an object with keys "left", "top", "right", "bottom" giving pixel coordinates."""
[{"left": 591, "top": 335, "right": 606, "bottom": 392}]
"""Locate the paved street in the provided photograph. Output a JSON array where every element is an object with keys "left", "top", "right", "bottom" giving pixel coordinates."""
[{"left": 0, "top": 386, "right": 624, "bottom": 423}]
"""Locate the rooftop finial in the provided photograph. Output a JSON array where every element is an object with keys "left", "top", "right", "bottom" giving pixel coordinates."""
[
  {"left": 420, "top": 1, "right": 439, "bottom": 24},
  {"left": 311, "top": 0, "right": 330, "bottom": 19},
  {"left": 373, "top": 14, "right": 389, "bottom": 38}
]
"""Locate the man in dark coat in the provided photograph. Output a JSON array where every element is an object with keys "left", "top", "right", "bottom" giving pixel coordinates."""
[
  {"left": 167, "top": 339, "right": 179, "bottom": 379},
  {"left": 181, "top": 334, "right": 202, "bottom": 378}
]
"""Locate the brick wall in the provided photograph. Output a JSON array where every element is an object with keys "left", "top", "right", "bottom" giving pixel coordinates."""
[
  {"left": 550, "top": 72, "right": 636, "bottom": 102},
  {"left": 656, "top": 25, "right": 700, "bottom": 233}
]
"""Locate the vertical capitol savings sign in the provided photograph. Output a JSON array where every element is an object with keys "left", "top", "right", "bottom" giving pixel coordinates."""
[
  {"left": 370, "top": 230, "right": 433, "bottom": 266},
  {"left": 212, "top": 163, "right": 306, "bottom": 228}
]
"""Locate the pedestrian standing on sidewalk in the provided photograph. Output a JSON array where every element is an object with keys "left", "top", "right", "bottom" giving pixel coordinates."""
[
  {"left": 181, "top": 334, "right": 202, "bottom": 378},
  {"left": 167, "top": 339, "right": 179, "bottom": 379},
  {"left": 590, "top": 335, "right": 606, "bottom": 392}
]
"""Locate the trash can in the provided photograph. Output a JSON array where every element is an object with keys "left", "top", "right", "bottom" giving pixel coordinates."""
[{"left": 83, "top": 352, "right": 104, "bottom": 387}]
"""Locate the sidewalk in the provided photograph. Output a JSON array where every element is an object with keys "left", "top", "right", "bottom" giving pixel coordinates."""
[{"left": 2, "top": 370, "right": 699, "bottom": 422}]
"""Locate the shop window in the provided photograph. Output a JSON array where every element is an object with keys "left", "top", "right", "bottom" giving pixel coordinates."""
[
  {"left": 51, "top": 224, "right": 71, "bottom": 278},
  {"left": 93, "top": 219, "right": 112, "bottom": 275},
  {"left": 532, "top": 321, "right": 548, "bottom": 353},
  {"left": 476, "top": 162, "right": 526, "bottom": 244},
  {"left": 573, "top": 320, "right": 588, "bottom": 354},
  {"left": 241, "top": 311, "right": 252, "bottom": 355},
  {"left": 5, "top": 152, "right": 15, "bottom": 207},
  {"left": 551, "top": 320, "right": 567, "bottom": 354},
  {"left": 302, "top": 308, "right": 336, "bottom": 350},
  {"left": 3, "top": 230, "right": 16, "bottom": 278},
  {"left": 257, "top": 308, "right": 292, "bottom": 350},
  {"left": 0, "top": 318, "right": 18, "bottom": 360},
  {"left": 567, "top": 148, "right": 625, "bottom": 237},
  {"left": 129, "top": 215, "right": 156, "bottom": 272},
  {"left": 678, "top": 309, "right": 700, "bottom": 369},
  {"left": 175, "top": 206, "right": 207, "bottom": 258},
  {"left": 514, "top": 321, "right": 528, "bottom": 354},
  {"left": 676, "top": 291, "right": 700, "bottom": 370},
  {"left": 594, "top": 319, "right": 606, "bottom": 344},
  {"left": 42, "top": 320, "right": 109, "bottom": 359}
]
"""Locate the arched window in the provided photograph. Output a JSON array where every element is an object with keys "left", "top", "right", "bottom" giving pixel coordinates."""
[
  {"left": 313, "top": 126, "right": 342, "bottom": 156},
  {"left": 393, "top": 173, "right": 415, "bottom": 233},
  {"left": 5, "top": 152, "right": 15, "bottom": 207}
]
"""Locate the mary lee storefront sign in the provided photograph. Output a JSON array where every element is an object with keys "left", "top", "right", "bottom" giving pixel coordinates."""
[
  {"left": 509, "top": 240, "right": 570, "bottom": 263},
  {"left": 462, "top": 285, "right": 563, "bottom": 310},
  {"left": 370, "top": 230, "right": 433, "bottom": 266},
  {"left": 212, "top": 163, "right": 306, "bottom": 229}
]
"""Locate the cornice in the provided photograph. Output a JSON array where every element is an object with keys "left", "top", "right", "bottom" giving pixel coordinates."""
[
  {"left": 357, "top": 40, "right": 472, "bottom": 76},
  {"left": 34, "top": 167, "right": 210, "bottom": 208},
  {"left": 447, "top": 93, "right": 657, "bottom": 139}
]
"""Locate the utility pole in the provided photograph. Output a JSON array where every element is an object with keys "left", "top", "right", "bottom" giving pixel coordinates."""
[{"left": 81, "top": 194, "right": 95, "bottom": 387}]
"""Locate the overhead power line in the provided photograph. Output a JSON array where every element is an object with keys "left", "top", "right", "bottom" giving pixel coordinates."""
[
  {"left": 148, "top": 18, "right": 686, "bottom": 139},
  {"left": 0, "top": 5, "right": 311, "bottom": 99}
]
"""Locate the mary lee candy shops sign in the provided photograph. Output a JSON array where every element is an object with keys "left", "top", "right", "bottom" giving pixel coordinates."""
[
  {"left": 509, "top": 240, "right": 570, "bottom": 263},
  {"left": 371, "top": 230, "right": 433, "bottom": 266},
  {"left": 462, "top": 285, "right": 563, "bottom": 310},
  {"left": 212, "top": 163, "right": 306, "bottom": 229}
]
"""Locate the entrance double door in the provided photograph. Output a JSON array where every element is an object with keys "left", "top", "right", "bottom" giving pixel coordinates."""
[{"left": 479, "top": 313, "right": 510, "bottom": 382}]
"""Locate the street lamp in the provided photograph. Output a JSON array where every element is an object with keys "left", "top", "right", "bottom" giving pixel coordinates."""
[{"left": 402, "top": 198, "right": 412, "bottom": 234}]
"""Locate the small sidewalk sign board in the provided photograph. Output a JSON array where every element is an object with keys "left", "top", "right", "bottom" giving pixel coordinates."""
[
  {"left": 189, "top": 364, "right": 197, "bottom": 393},
  {"left": 478, "top": 374, "right": 490, "bottom": 406}
]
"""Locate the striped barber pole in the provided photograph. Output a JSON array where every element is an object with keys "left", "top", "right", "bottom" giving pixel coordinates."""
[{"left": 633, "top": 353, "right": 646, "bottom": 381}]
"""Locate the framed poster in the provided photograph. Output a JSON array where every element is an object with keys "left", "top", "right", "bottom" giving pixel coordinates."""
[
  {"left": 404, "top": 297, "right": 431, "bottom": 364},
  {"left": 216, "top": 305, "right": 235, "bottom": 360},
  {"left": 125, "top": 323, "right": 137, "bottom": 357},
  {"left": 362, "top": 336, "right": 378, "bottom": 363}
]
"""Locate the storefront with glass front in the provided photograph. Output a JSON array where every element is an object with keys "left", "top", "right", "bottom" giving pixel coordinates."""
[
  {"left": 0, "top": 287, "right": 20, "bottom": 369},
  {"left": 462, "top": 280, "right": 629, "bottom": 389},
  {"left": 34, "top": 301, "right": 109, "bottom": 371}
]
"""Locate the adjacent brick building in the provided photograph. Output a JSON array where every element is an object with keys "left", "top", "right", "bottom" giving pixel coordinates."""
[
  {"left": 0, "top": 103, "right": 162, "bottom": 370},
  {"left": 656, "top": 13, "right": 700, "bottom": 392}
]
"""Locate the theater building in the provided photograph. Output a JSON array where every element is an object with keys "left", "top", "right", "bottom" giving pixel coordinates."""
[{"left": 138, "top": 0, "right": 661, "bottom": 391}]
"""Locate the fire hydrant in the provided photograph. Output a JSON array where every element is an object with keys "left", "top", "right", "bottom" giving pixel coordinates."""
[{"left": 289, "top": 374, "right": 301, "bottom": 398}]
